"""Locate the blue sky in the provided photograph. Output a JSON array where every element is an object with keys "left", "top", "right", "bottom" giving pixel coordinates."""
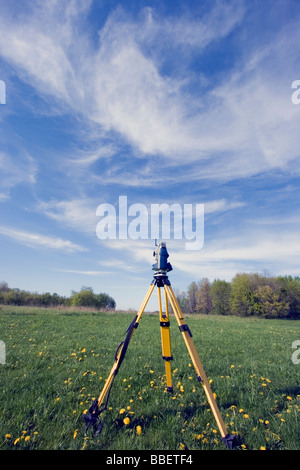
[{"left": 0, "top": 0, "right": 300, "bottom": 310}]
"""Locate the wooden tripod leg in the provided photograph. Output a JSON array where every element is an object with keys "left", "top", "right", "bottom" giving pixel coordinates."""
[
  {"left": 158, "top": 286, "right": 173, "bottom": 392},
  {"left": 97, "top": 283, "right": 155, "bottom": 408},
  {"left": 164, "top": 284, "right": 229, "bottom": 439}
]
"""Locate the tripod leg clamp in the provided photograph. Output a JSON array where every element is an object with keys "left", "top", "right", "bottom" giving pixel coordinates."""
[
  {"left": 179, "top": 324, "right": 193, "bottom": 337},
  {"left": 160, "top": 321, "right": 170, "bottom": 327}
]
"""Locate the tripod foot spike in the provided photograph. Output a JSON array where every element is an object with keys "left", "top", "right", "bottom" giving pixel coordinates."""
[
  {"left": 222, "top": 433, "right": 241, "bottom": 449},
  {"left": 83, "top": 398, "right": 102, "bottom": 436},
  {"left": 166, "top": 386, "right": 173, "bottom": 393}
]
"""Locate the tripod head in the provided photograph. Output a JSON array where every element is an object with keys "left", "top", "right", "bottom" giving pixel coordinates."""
[{"left": 152, "top": 241, "right": 173, "bottom": 274}]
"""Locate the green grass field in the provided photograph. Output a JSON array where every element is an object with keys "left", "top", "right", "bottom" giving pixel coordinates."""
[{"left": 1, "top": 306, "right": 300, "bottom": 450}]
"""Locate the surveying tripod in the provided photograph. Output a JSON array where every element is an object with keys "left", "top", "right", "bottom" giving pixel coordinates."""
[{"left": 84, "top": 242, "right": 239, "bottom": 449}]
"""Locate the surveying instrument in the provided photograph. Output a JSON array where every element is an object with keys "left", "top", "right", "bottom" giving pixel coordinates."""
[{"left": 84, "top": 242, "right": 239, "bottom": 449}]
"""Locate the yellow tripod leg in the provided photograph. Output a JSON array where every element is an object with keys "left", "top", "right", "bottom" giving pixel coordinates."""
[
  {"left": 97, "top": 283, "right": 155, "bottom": 408},
  {"left": 158, "top": 286, "right": 173, "bottom": 392},
  {"left": 164, "top": 284, "right": 229, "bottom": 440}
]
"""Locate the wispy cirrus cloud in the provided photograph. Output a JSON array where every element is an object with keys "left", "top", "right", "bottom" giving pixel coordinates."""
[
  {"left": 37, "top": 198, "right": 98, "bottom": 234},
  {"left": 0, "top": 151, "right": 37, "bottom": 201},
  {"left": 1, "top": 0, "right": 299, "bottom": 190},
  {"left": 54, "top": 269, "right": 111, "bottom": 276},
  {"left": 0, "top": 225, "right": 87, "bottom": 253},
  {"left": 4, "top": 0, "right": 298, "bottom": 185}
]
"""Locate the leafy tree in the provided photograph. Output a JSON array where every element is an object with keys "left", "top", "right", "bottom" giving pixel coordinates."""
[
  {"left": 210, "top": 279, "right": 231, "bottom": 315},
  {"left": 196, "top": 278, "right": 212, "bottom": 314},
  {"left": 70, "top": 286, "right": 116, "bottom": 310},
  {"left": 187, "top": 282, "right": 198, "bottom": 313},
  {"left": 70, "top": 287, "right": 96, "bottom": 307},
  {"left": 0, "top": 281, "right": 114, "bottom": 310},
  {"left": 254, "top": 285, "right": 289, "bottom": 318},
  {"left": 277, "top": 276, "right": 300, "bottom": 318},
  {"left": 94, "top": 293, "right": 116, "bottom": 309},
  {"left": 0, "top": 281, "right": 10, "bottom": 292},
  {"left": 230, "top": 273, "right": 257, "bottom": 316},
  {"left": 173, "top": 288, "right": 189, "bottom": 313}
]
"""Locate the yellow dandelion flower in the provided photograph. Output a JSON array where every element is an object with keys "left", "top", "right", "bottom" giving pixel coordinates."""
[
  {"left": 260, "top": 446, "right": 266, "bottom": 450},
  {"left": 119, "top": 408, "right": 126, "bottom": 414},
  {"left": 14, "top": 438, "right": 20, "bottom": 445},
  {"left": 123, "top": 417, "right": 130, "bottom": 425},
  {"left": 287, "top": 396, "right": 292, "bottom": 401},
  {"left": 25, "top": 436, "right": 30, "bottom": 442},
  {"left": 136, "top": 425, "right": 142, "bottom": 435},
  {"left": 244, "top": 414, "right": 249, "bottom": 419},
  {"left": 5, "top": 434, "right": 11, "bottom": 439},
  {"left": 73, "top": 429, "right": 78, "bottom": 439}
]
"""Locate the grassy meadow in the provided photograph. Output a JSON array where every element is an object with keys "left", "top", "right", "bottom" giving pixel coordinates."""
[{"left": 0, "top": 305, "right": 300, "bottom": 450}]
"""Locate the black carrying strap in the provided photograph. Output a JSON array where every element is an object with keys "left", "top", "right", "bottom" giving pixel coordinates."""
[
  {"left": 114, "top": 315, "right": 138, "bottom": 373},
  {"left": 83, "top": 315, "right": 138, "bottom": 436}
]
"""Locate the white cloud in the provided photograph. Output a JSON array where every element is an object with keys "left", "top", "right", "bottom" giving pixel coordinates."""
[
  {"left": 0, "top": 151, "right": 37, "bottom": 200},
  {"left": 204, "top": 199, "right": 246, "bottom": 214},
  {"left": 172, "top": 229, "right": 300, "bottom": 281},
  {"left": 54, "top": 269, "right": 111, "bottom": 276},
  {"left": 37, "top": 198, "right": 98, "bottom": 234},
  {"left": 0, "top": 1, "right": 299, "bottom": 187},
  {"left": 0, "top": 225, "right": 87, "bottom": 253},
  {"left": 93, "top": 223, "right": 300, "bottom": 282}
]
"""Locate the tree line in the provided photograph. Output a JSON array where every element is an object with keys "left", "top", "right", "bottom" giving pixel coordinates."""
[
  {"left": 0, "top": 282, "right": 116, "bottom": 310},
  {"left": 174, "top": 273, "right": 300, "bottom": 319}
]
